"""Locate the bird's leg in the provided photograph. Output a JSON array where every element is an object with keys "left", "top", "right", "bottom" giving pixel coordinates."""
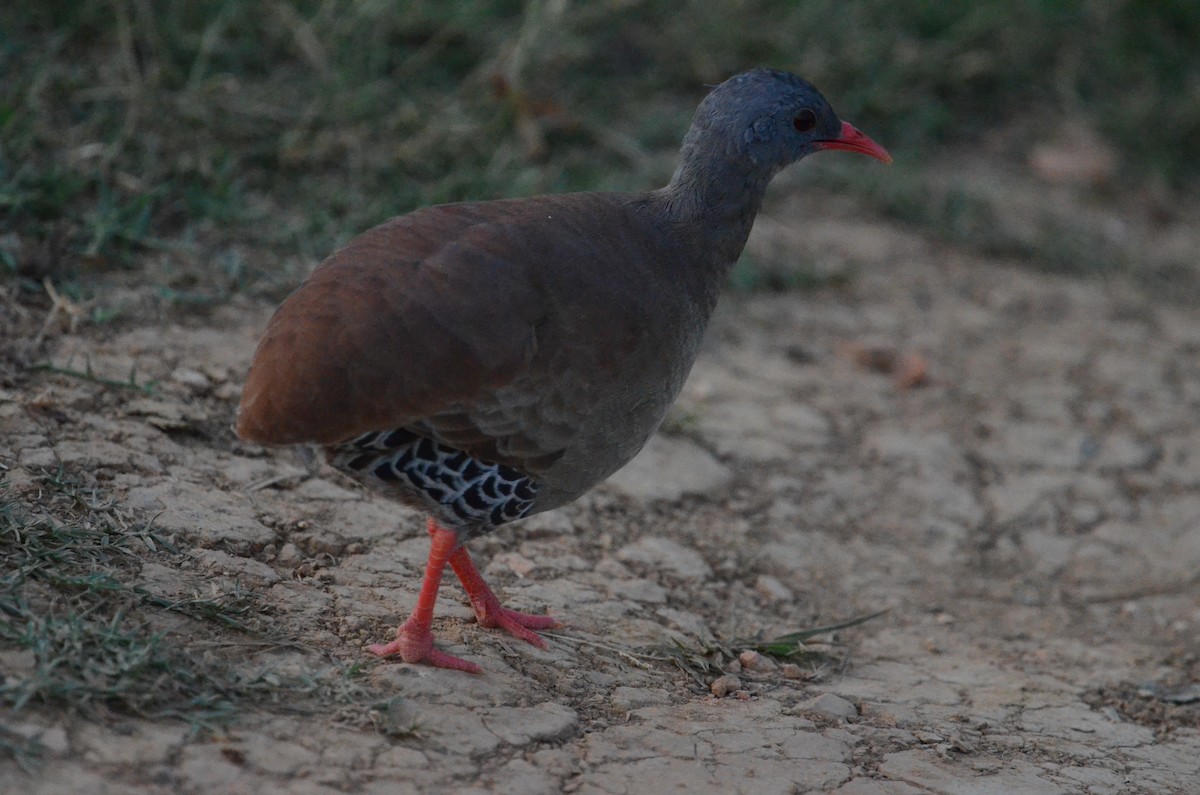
[
  {"left": 366, "top": 521, "right": 482, "bottom": 673},
  {"left": 429, "top": 518, "right": 560, "bottom": 647}
]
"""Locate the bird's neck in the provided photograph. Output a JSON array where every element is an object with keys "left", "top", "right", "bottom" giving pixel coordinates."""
[{"left": 654, "top": 147, "right": 778, "bottom": 272}]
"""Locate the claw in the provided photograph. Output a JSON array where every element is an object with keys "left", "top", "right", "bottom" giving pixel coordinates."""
[
  {"left": 471, "top": 594, "right": 559, "bottom": 647},
  {"left": 367, "top": 618, "right": 483, "bottom": 674}
]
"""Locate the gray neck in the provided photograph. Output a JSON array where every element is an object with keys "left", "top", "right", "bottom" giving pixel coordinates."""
[{"left": 652, "top": 133, "right": 780, "bottom": 270}]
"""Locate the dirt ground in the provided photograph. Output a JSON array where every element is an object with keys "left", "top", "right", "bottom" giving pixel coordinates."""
[{"left": 2, "top": 165, "right": 1199, "bottom": 794}]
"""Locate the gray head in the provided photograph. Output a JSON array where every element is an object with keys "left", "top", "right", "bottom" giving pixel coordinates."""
[
  {"left": 660, "top": 69, "right": 890, "bottom": 265},
  {"left": 682, "top": 68, "right": 891, "bottom": 174}
]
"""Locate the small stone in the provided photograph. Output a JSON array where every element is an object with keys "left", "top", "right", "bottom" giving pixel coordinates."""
[
  {"left": 519, "top": 510, "right": 575, "bottom": 537},
  {"left": 36, "top": 725, "right": 70, "bottom": 755},
  {"left": 799, "top": 692, "right": 858, "bottom": 720},
  {"left": 171, "top": 366, "right": 211, "bottom": 393},
  {"left": 277, "top": 542, "right": 302, "bottom": 565},
  {"left": 754, "top": 574, "right": 794, "bottom": 603},
  {"left": 738, "top": 650, "right": 779, "bottom": 673},
  {"left": 491, "top": 551, "right": 537, "bottom": 578},
  {"left": 894, "top": 351, "right": 929, "bottom": 389},
  {"left": 1069, "top": 502, "right": 1103, "bottom": 528},
  {"left": 710, "top": 674, "right": 741, "bottom": 698},
  {"left": 781, "top": 663, "right": 807, "bottom": 680}
]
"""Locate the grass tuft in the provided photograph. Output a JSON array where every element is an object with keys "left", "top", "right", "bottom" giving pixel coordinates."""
[
  {"left": 0, "top": 470, "right": 388, "bottom": 761},
  {"left": 742, "top": 609, "right": 892, "bottom": 659},
  {"left": 31, "top": 360, "right": 158, "bottom": 394},
  {"left": 653, "top": 609, "right": 889, "bottom": 688},
  {"left": 547, "top": 609, "right": 887, "bottom": 690}
]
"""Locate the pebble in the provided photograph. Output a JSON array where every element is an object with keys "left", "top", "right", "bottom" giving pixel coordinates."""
[
  {"left": 37, "top": 724, "right": 70, "bottom": 755},
  {"left": 754, "top": 573, "right": 794, "bottom": 603},
  {"left": 490, "top": 551, "right": 537, "bottom": 578},
  {"left": 738, "top": 650, "right": 779, "bottom": 673},
  {"left": 171, "top": 366, "right": 211, "bottom": 393},
  {"left": 277, "top": 542, "right": 303, "bottom": 565},
  {"left": 781, "top": 663, "right": 807, "bottom": 680},
  {"left": 710, "top": 674, "right": 742, "bottom": 698},
  {"left": 798, "top": 692, "right": 858, "bottom": 720}
]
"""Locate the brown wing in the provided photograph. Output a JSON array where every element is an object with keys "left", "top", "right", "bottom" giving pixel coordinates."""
[
  {"left": 237, "top": 189, "right": 712, "bottom": 490},
  {"left": 236, "top": 200, "right": 549, "bottom": 447}
]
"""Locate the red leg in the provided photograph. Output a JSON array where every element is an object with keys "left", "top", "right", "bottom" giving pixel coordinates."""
[
  {"left": 366, "top": 521, "right": 482, "bottom": 673},
  {"left": 431, "top": 518, "right": 560, "bottom": 647}
]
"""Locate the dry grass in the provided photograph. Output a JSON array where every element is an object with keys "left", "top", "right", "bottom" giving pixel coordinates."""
[
  {"left": 2, "top": 1, "right": 1197, "bottom": 321},
  {"left": 0, "top": 470, "right": 388, "bottom": 760}
]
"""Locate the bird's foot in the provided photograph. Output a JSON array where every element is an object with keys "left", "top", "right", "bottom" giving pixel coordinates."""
[
  {"left": 366, "top": 618, "right": 482, "bottom": 674},
  {"left": 440, "top": 528, "right": 560, "bottom": 648},
  {"left": 469, "top": 589, "right": 560, "bottom": 648}
]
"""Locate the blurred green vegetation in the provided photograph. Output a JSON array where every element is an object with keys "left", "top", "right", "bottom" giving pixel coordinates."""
[{"left": 1, "top": 0, "right": 1197, "bottom": 303}]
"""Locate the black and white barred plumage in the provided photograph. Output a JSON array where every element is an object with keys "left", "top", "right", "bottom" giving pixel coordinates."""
[{"left": 329, "top": 428, "right": 539, "bottom": 532}]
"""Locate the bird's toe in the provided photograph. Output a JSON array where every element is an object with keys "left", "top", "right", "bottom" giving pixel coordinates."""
[
  {"left": 477, "top": 604, "right": 560, "bottom": 648},
  {"left": 368, "top": 621, "right": 484, "bottom": 674}
]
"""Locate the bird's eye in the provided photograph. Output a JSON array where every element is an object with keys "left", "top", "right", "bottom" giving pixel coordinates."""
[{"left": 793, "top": 109, "right": 817, "bottom": 133}]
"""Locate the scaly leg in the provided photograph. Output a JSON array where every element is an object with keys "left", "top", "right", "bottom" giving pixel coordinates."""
[
  {"left": 433, "top": 518, "right": 560, "bottom": 646},
  {"left": 366, "top": 521, "right": 482, "bottom": 673}
]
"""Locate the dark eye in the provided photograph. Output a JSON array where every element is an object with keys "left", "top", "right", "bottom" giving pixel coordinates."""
[{"left": 793, "top": 109, "right": 817, "bottom": 133}]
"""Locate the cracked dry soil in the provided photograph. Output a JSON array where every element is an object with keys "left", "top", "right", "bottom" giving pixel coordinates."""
[{"left": 2, "top": 187, "right": 1199, "bottom": 794}]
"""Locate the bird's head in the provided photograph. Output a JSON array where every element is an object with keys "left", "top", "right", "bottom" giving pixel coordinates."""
[{"left": 689, "top": 69, "right": 892, "bottom": 173}]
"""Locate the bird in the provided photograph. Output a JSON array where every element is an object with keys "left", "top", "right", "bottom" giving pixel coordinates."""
[{"left": 236, "top": 69, "right": 891, "bottom": 673}]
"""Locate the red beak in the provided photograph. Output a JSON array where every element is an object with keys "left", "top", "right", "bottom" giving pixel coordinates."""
[{"left": 815, "top": 121, "right": 892, "bottom": 164}]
